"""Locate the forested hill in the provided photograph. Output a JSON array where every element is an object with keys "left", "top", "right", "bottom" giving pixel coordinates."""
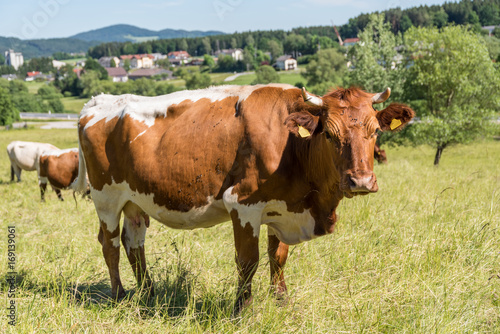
[
  {"left": 0, "top": 36, "right": 98, "bottom": 59},
  {"left": 70, "top": 24, "right": 225, "bottom": 43},
  {"left": 88, "top": 0, "right": 500, "bottom": 59}
]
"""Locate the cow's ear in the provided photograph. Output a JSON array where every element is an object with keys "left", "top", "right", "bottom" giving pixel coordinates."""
[
  {"left": 377, "top": 103, "right": 415, "bottom": 132},
  {"left": 285, "top": 111, "right": 321, "bottom": 139}
]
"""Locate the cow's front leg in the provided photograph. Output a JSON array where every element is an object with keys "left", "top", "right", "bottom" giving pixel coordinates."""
[
  {"left": 267, "top": 230, "right": 289, "bottom": 300},
  {"left": 121, "top": 216, "right": 153, "bottom": 296},
  {"left": 98, "top": 219, "right": 125, "bottom": 300},
  {"left": 230, "top": 209, "right": 260, "bottom": 313}
]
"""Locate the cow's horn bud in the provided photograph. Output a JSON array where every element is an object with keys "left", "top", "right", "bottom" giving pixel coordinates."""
[
  {"left": 372, "top": 87, "right": 391, "bottom": 104},
  {"left": 302, "top": 87, "right": 323, "bottom": 106}
]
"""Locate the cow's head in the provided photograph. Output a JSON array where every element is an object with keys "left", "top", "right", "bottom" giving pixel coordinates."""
[{"left": 285, "top": 87, "right": 414, "bottom": 198}]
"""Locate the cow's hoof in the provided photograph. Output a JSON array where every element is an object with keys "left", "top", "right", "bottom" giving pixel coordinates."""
[
  {"left": 59, "top": 198, "right": 64, "bottom": 201},
  {"left": 233, "top": 296, "right": 253, "bottom": 316},
  {"left": 111, "top": 288, "right": 127, "bottom": 301}
]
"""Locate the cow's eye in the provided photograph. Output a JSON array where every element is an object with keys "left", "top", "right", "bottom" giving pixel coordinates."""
[
  {"left": 371, "top": 128, "right": 382, "bottom": 138},
  {"left": 324, "top": 131, "right": 333, "bottom": 142}
]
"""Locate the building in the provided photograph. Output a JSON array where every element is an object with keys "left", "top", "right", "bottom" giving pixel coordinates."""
[
  {"left": 275, "top": 55, "right": 297, "bottom": 71},
  {"left": 1, "top": 74, "right": 17, "bottom": 81},
  {"left": 5, "top": 50, "right": 24, "bottom": 70},
  {"left": 128, "top": 68, "right": 173, "bottom": 80},
  {"left": 105, "top": 67, "right": 128, "bottom": 82},
  {"left": 119, "top": 54, "right": 154, "bottom": 69},
  {"left": 52, "top": 60, "right": 67, "bottom": 69},
  {"left": 167, "top": 51, "right": 190, "bottom": 60},
  {"left": 343, "top": 38, "right": 360, "bottom": 47},
  {"left": 215, "top": 49, "right": 243, "bottom": 61},
  {"left": 98, "top": 56, "right": 121, "bottom": 68}
]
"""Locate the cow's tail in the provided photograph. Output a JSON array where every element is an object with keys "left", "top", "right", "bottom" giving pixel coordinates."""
[{"left": 71, "top": 130, "right": 88, "bottom": 195}]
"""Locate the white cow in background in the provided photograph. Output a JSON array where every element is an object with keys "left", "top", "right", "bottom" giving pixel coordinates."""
[{"left": 7, "top": 141, "right": 59, "bottom": 183}]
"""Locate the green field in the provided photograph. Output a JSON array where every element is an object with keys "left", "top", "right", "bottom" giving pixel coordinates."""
[
  {"left": 61, "top": 96, "right": 88, "bottom": 113},
  {"left": 225, "top": 69, "right": 305, "bottom": 86},
  {"left": 1, "top": 128, "right": 499, "bottom": 333}
]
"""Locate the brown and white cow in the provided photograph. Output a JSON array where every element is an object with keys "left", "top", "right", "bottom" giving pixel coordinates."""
[
  {"left": 73, "top": 84, "right": 414, "bottom": 311},
  {"left": 38, "top": 148, "right": 79, "bottom": 201},
  {"left": 7, "top": 141, "right": 59, "bottom": 182}
]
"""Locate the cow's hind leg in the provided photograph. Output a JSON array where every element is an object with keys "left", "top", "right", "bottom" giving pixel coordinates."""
[
  {"left": 97, "top": 214, "right": 126, "bottom": 300},
  {"left": 11, "top": 164, "right": 21, "bottom": 182},
  {"left": 121, "top": 212, "right": 153, "bottom": 296},
  {"left": 39, "top": 182, "right": 47, "bottom": 202},
  {"left": 268, "top": 229, "right": 289, "bottom": 301},
  {"left": 54, "top": 188, "right": 63, "bottom": 201},
  {"left": 230, "top": 209, "right": 261, "bottom": 314}
]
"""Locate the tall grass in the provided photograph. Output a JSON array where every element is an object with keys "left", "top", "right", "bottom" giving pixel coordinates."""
[{"left": 1, "top": 128, "right": 499, "bottom": 333}]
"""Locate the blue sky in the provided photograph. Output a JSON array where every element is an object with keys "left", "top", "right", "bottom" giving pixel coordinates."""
[{"left": 1, "top": 0, "right": 454, "bottom": 40}]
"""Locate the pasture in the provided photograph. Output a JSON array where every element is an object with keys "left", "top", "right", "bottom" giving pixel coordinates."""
[{"left": 1, "top": 127, "right": 499, "bottom": 333}]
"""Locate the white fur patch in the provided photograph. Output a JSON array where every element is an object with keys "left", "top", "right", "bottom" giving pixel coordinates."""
[
  {"left": 222, "top": 186, "right": 317, "bottom": 244},
  {"left": 38, "top": 176, "right": 48, "bottom": 185},
  {"left": 81, "top": 84, "right": 295, "bottom": 129},
  {"left": 41, "top": 148, "right": 78, "bottom": 158},
  {"left": 89, "top": 179, "right": 230, "bottom": 232},
  {"left": 110, "top": 236, "right": 120, "bottom": 248},
  {"left": 7, "top": 141, "right": 59, "bottom": 171},
  {"left": 122, "top": 217, "right": 147, "bottom": 255}
]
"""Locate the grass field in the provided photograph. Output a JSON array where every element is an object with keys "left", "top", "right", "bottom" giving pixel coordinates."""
[
  {"left": 227, "top": 69, "right": 305, "bottom": 86},
  {"left": 0, "top": 128, "right": 499, "bottom": 333},
  {"left": 61, "top": 96, "right": 88, "bottom": 114}
]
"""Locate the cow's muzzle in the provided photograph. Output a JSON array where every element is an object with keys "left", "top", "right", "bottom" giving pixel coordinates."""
[{"left": 345, "top": 173, "right": 378, "bottom": 194}]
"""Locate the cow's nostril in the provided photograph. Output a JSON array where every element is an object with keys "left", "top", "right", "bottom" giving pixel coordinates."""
[{"left": 348, "top": 177, "right": 357, "bottom": 188}]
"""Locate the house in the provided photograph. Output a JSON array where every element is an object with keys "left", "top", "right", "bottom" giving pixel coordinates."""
[
  {"left": 4, "top": 49, "right": 24, "bottom": 70},
  {"left": 52, "top": 60, "right": 67, "bottom": 69},
  {"left": 25, "top": 71, "right": 52, "bottom": 82},
  {"left": 343, "top": 38, "right": 360, "bottom": 47},
  {"left": 105, "top": 67, "right": 128, "bottom": 82},
  {"left": 99, "top": 56, "right": 121, "bottom": 68},
  {"left": 275, "top": 55, "right": 297, "bottom": 71},
  {"left": 128, "top": 68, "right": 173, "bottom": 80},
  {"left": 151, "top": 53, "right": 167, "bottom": 61},
  {"left": 1, "top": 74, "right": 17, "bottom": 81},
  {"left": 119, "top": 54, "right": 154, "bottom": 69},
  {"left": 167, "top": 51, "right": 190, "bottom": 60},
  {"left": 215, "top": 49, "right": 243, "bottom": 61},
  {"left": 73, "top": 68, "right": 83, "bottom": 78},
  {"left": 483, "top": 25, "right": 500, "bottom": 36}
]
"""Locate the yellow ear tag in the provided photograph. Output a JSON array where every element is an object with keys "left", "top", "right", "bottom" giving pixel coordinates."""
[
  {"left": 390, "top": 118, "right": 402, "bottom": 130},
  {"left": 298, "top": 126, "right": 311, "bottom": 138}
]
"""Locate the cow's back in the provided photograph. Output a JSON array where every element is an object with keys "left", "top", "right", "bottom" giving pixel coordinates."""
[{"left": 8, "top": 141, "right": 59, "bottom": 171}]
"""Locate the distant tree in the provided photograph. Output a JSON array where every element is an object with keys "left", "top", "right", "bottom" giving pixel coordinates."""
[
  {"left": 400, "top": 14, "right": 414, "bottom": 32},
  {"left": 252, "top": 65, "right": 279, "bottom": 84},
  {"left": 483, "top": 36, "right": 500, "bottom": 60},
  {"left": 132, "top": 78, "right": 156, "bottom": 96},
  {"left": 284, "top": 34, "right": 307, "bottom": 58},
  {"left": 302, "top": 48, "right": 346, "bottom": 95},
  {"left": 9, "top": 80, "right": 29, "bottom": 94},
  {"left": 347, "top": 13, "right": 404, "bottom": 100},
  {"left": 45, "top": 97, "right": 65, "bottom": 113},
  {"left": 110, "top": 58, "right": 117, "bottom": 68},
  {"left": 243, "top": 45, "right": 256, "bottom": 70},
  {"left": 202, "top": 54, "right": 215, "bottom": 69},
  {"left": 11, "top": 92, "right": 45, "bottom": 113},
  {"left": 155, "top": 82, "right": 176, "bottom": 96},
  {"left": 80, "top": 71, "right": 103, "bottom": 98},
  {"left": 37, "top": 85, "right": 62, "bottom": 99},
  {"left": 0, "top": 87, "right": 19, "bottom": 126},
  {"left": 179, "top": 39, "right": 188, "bottom": 51},
  {"left": 84, "top": 58, "right": 108, "bottom": 80},
  {"left": 0, "top": 54, "right": 5, "bottom": 65},
  {"left": 216, "top": 54, "right": 236, "bottom": 72},
  {"left": 185, "top": 71, "right": 211, "bottom": 90},
  {"left": 267, "top": 40, "right": 283, "bottom": 62},
  {"left": 123, "top": 59, "right": 131, "bottom": 72},
  {"left": 156, "top": 58, "right": 171, "bottom": 69},
  {"left": 202, "top": 37, "right": 212, "bottom": 55},
  {"left": 432, "top": 9, "right": 449, "bottom": 28},
  {"left": 404, "top": 25, "right": 500, "bottom": 165}
]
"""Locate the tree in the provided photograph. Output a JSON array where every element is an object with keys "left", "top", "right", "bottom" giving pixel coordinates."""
[
  {"left": 347, "top": 13, "right": 404, "bottom": 99},
  {"left": 185, "top": 71, "right": 211, "bottom": 90},
  {"left": 404, "top": 25, "right": 500, "bottom": 165},
  {"left": 80, "top": 71, "right": 103, "bottom": 98},
  {"left": 202, "top": 54, "right": 215, "bottom": 70},
  {"left": 84, "top": 58, "right": 108, "bottom": 80},
  {"left": 0, "top": 87, "right": 19, "bottom": 126},
  {"left": 267, "top": 40, "right": 283, "bottom": 62},
  {"left": 252, "top": 65, "right": 279, "bottom": 84},
  {"left": 302, "top": 48, "right": 347, "bottom": 95}
]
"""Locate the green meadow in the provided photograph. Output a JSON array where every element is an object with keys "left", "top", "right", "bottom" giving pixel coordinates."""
[{"left": 0, "top": 127, "right": 499, "bottom": 333}]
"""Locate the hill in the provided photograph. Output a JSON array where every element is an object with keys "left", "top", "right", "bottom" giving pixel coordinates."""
[
  {"left": 70, "top": 24, "right": 225, "bottom": 43},
  {"left": 0, "top": 36, "right": 99, "bottom": 59}
]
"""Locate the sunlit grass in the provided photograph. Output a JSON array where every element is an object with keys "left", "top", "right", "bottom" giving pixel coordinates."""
[{"left": 0, "top": 128, "right": 499, "bottom": 333}]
